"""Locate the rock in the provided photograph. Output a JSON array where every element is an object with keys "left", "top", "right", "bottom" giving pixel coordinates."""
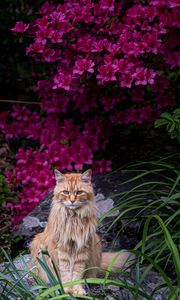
[
  {"left": 95, "top": 193, "right": 105, "bottom": 201},
  {"left": 22, "top": 216, "right": 45, "bottom": 228},
  {"left": 96, "top": 197, "right": 119, "bottom": 218},
  {"left": 12, "top": 192, "right": 53, "bottom": 239},
  {"left": 106, "top": 296, "right": 116, "bottom": 300},
  {"left": 107, "top": 285, "right": 120, "bottom": 292}
]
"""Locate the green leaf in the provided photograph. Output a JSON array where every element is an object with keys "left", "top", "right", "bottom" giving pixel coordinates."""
[
  {"left": 60, "top": 139, "right": 69, "bottom": 145},
  {"left": 160, "top": 112, "right": 173, "bottom": 121},
  {"left": 154, "top": 119, "right": 168, "bottom": 128}
]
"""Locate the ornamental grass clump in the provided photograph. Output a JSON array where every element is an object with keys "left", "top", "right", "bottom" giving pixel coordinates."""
[{"left": 99, "top": 154, "right": 180, "bottom": 280}]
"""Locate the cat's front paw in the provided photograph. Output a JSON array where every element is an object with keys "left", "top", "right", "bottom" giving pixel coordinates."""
[{"left": 72, "top": 284, "right": 86, "bottom": 295}]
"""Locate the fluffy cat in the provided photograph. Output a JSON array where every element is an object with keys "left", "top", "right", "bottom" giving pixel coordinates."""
[{"left": 30, "top": 169, "right": 132, "bottom": 295}]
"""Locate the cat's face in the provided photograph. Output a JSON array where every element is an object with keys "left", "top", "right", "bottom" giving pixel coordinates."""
[{"left": 54, "top": 169, "right": 93, "bottom": 210}]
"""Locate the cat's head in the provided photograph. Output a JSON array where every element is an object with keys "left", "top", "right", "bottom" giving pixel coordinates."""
[{"left": 53, "top": 169, "right": 94, "bottom": 210}]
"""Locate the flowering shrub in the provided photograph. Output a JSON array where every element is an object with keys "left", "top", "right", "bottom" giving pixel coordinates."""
[
  {"left": 1, "top": 106, "right": 110, "bottom": 224},
  {"left": 1, "top": 0, "right": 179, "bottom": 224}
]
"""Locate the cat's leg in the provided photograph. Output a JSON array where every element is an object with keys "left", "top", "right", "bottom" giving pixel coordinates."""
[
  {"left": 30, "top": 232, "right": 52, "bottom": 282},
  {"left": 67, "top": 250, "right": 89, "bottom": 295},
  {"left": 58, "top": 250, "right": 75, "bottom": 294},
  {"left": 71, "top": 260, "right": 86, "bottom": 294},
  {"left": 85, "top": 234, "right": 102, "bottom": 278},
  {"left": 58, "top": 253, "right": 86, "bottom": 294},
  {"left": 57, "top": 248, "right": 88, "bottom": 294},
  {"left": 30, "top": 230, "right": 60, "bottom": 283}
]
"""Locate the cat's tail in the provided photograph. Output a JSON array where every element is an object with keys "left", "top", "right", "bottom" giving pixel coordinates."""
[{"left": 101, "top": 251, "right": 135, "bottom": 272}]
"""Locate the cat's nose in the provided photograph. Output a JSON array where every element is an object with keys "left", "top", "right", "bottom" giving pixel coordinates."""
[{"left": 70, "top": 199, "right": 75, "bottom": 204}]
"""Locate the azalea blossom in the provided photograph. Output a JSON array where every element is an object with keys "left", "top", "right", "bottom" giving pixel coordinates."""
[
  {"left": 73, "top": 59, "right": 95, "bottom": 75},
  {"left": 11, "top": 21, "right": 29, "bottom": 33}
]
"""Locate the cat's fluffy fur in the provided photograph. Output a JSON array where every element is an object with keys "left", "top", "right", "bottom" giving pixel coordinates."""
[{"left": 30, "top": 169, "right": 133, "bottom": 294}]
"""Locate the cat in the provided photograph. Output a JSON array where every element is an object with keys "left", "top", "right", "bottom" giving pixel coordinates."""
[{"left": 30, "top": 169, "right": 133, "bottom": 295}]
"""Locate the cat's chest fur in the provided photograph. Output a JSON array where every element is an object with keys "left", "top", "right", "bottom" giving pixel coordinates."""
[{"left": 49, "top": 204, "right": 97, "bottom": 251}]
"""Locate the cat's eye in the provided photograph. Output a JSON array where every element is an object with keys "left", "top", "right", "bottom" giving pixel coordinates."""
[
  {"left": 76, "top": 191, "right": 83, "bottom": 195},
  {"left": 63, "top": 190, "right": 69, "bottom": 195}
]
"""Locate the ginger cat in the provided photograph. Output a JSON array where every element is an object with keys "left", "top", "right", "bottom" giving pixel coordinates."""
[{"left": 30, "top": 169, "right": 132, "bottom": 295}]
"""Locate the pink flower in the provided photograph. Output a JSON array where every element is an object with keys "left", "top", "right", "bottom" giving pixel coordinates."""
[
  {"left": 11, "top": 21, "right": 29, "bottom": 34},
  {"left": 167, "top": 0, "right": 180, "bottom": 8},
  {"left": 91, "top": 39, "right": 108, "bottom": 52},
  {"left": 134, "top": 68, "right": 156, "bottom": 85},
  {"left": 122, "top": 41, "right": 145, "bottom": 57},
  {"left": 73, "top": 36, "right": 92, "bottom": 53},
  {"left": 99, "top": 0, "right": 115, "bottom": 12},
  {"left": 131, "top": 88, "right": 146, "bottom": 104},
  {"left": 49, "top": 30, "right": 63, "bottom": 43},
  {"left": 93, "top": 159, "right": 112, "bottom": 175},
  {"left": 119, "top": 73, "right": 133, "bottom": 88},
  {"left": 100, "top": 97, "right": 118, "bottom": 112},
  {"left": 165, "top": 51, "right": 180, "bottom": 69},
  {"left": 38, "top": 1, "right": 53, "bottom": 14},
  {"left": 106, "top": 43, "right": 121, "bottom": 56},
  {"left": 113, "top": 59, "right": 130, "bottom": 73},
  {"left": 155, "top": 94, "right": 176, "bottom": 109},
  {"left": 26, "top": 42, "right": 44, "bottom": 55},
  {"left": 0, "top": 111, "right": 9, "bottom": 130},
  {"left": 43, "top": 48, "right": 60, "bottom": 62},
  {"left": 97, "top": 63, "right": 116, "bottom": 84},
  {"left": 73, "top": 59, "right": 95, "bottom": 75},
  {"left": 143, "top": 33, "right": 161, "bottom": 54},
  {"left": 74, "top": 148, "right": 93, "bottom": 171},
  {"left": 53, "top": 72, "right": 72, "bottom": 90},
  {"left": 35, "top": 29, "right": 48, "bottom": 45}
]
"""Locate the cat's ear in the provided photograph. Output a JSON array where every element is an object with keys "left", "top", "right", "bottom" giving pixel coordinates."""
[
  {"left": 54, "top": 169, "right": 64, "bottom": 183},
  {"left": 81, "top": 169, "right": 92, "bottom": 183}
]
